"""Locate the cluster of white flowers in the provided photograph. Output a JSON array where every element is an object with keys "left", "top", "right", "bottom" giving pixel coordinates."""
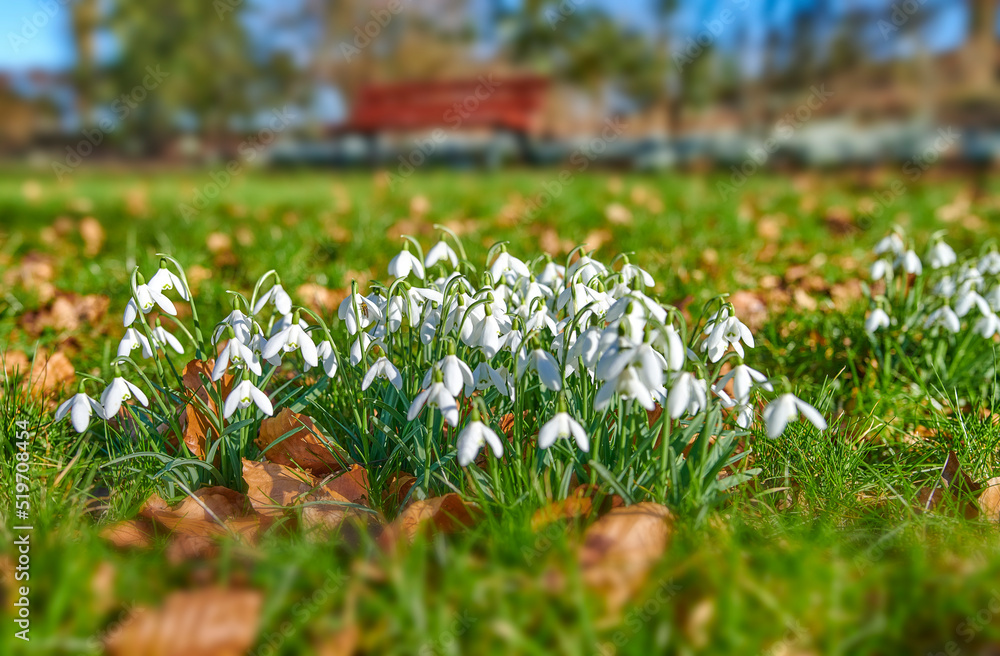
[
  {"left": 57, "top": 241, "right": 827, "bottom": 462},
  {"left": 866, "top": 228, "right": 1000, "bottom": 340}
]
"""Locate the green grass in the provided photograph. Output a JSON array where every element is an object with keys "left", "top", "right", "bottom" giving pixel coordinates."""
[{"left": 3, "top": 167, "right": 1000, "bottom": 654}]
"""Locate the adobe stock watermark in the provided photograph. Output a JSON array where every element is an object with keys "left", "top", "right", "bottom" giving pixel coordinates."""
[
  {"left": 520, "top": 116, "right": 627, "bottom": 220},
  {"left": 855, "top": 126, "right": 958, "bottom": 230},
  {"left": 11, "top": 418, "right": 33, "bottom": 643},
  {"left": 760, "top": 619, "right": 809, "bottom": 656},
  {"left": 386, "top": 74, "right": 502, "bottom": 190},
  {"left": 338, "top": 0, "right": 410, "bottom": 61},
  {"left": 546, "top": 0, "right": 587, "bottom": 29},
  {"left": 416, "top": 610, "right": 477, "bottom": 656},
  {"left": 928, "top": 588, "right": 1000, "bottom": 656},
  {"left": 6, "top": 0, "right": 72, "bottom": 53},
  {"left": 177, "top": 106, "right": 296, "bottom": 219},
  {"left": 878, "top": 0, "right": 930, "bottom": 40},
  {"left": 51, "top": 66, "right": 170, "bottom": 181},
  {"left": 716, "top": 84, "right": 835, "bottom": 199},
  {"left": 249, "top": 567, "right": 349, "bottom": 656},
  {"left": 595, "top": 579, "right": 682, "bottom": 655},
  {"left": 672, "top": 0, "right": 751, "bottom": 70}
]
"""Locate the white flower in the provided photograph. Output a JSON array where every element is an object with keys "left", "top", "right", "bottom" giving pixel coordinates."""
[
  {"left": 897, "top": 250, "right": 922, "bottom": 275},
  {"left": 214, "top": 338, "right": 262, "bottom": 380},
  {"left": 763, "top": 393, "right": 826, "bottom": 438},
  {"left": 516, "top": 347, "right": 562, "bottom": 391},
  {"left": 466, "top": 312, "right": 503, "bottom": 357},
  {"left": 489, "top": 250, "right": 529, "bottom": 281},
  {"left": 865, "top": 308, "right": 891, "bottom": 334},
  {"left": 151, "top": 325, "right": 185, "bottom": 354},
  {"left": 654, "top": 325, "right": 686, "bottom": 371},
  {"left": 338, "top": 293, "right": 382, "bottom": 335},
  {"left": 117, "top": 328, "right": 153, "bottom": 360},
  {"left": 924, "top": 306, "right": 961, "bottom": 333},
  {"left": 619, "top": 262, "right": 655, "bottom": 287},
  {"left": 717, "top": 364, "right": 772, "bottom": 405},
  {"left": 100, "top": 377, "right": 148, "bottom": 419},
  {"left": 975, "top": 313, "right": 1000, "bottom": 339},
  {"left": 704, "top": 313, "right": 754, "bottom": 362},
  {"left": 537, "top": 261, "right": 565, "bottom": 288},
  {"left": 667, "top": 372, "right": 707, "bottom": 419},
  {"left": 213, "top": 309, "right": 253, "bottom": 344},
  {"left": 425, "top": 241, "right": 459, "bottom": 268},
  {"left": 149, "top": 267, "right": 189, "bottom": 300},
  {"left": 253, "top": 283, "right": 292, "bottom": 315},
  {"left": 870, "top": 259, "right": 891, "bottom": 281},
  {"left": 567, "top": 255, "right": 606, "bottom": 284},
  {"left": 263, "top": 320, "right": 317, "bottom": 367},
  {"left": 456, "top": 420, "right": 504, "bottom": 466},
  {"left": 954, "top": 289, "right": 991, "bottom": 318},
  {"left": 311, "top": 340, "right": 339, "bottom": 377},
  {"left": 223, "top": 380, "right": 273, "bottom": 418},
  {"left": 349, "top": 332, "right": 375, "bottom": 366},
  {"left": 55, "top": 392, "right": 103, "bottom": 433},
  {"left": 874, "top": 232, "right": 904, "bottom": 256},
  {"left": 569, "top": 326, "right": 603, "bottom": 369},
  {"left": 362, "top": 357, "right": 403, "bottom": 390},
  {"left": 538, "top": 412, "right": 589, "bottom": 452},
  {"left": 594, "top": 365, "right": 657, "bottom": 411},
  {"left": 928, "top": 241, "right": 957, "bottom": 269},
  {"left": 388, "top": 248, "right": 425, "bottom": 279},
  {"left": 979, "top": 251, "right": 1000, "bottom": 275},
  {"left": 251, "top": 333, "right": 282, "bottom": 366},
  {"left": 407, "top": 381, "right": 460, "bottom": 426},
  {"left": 422, "top": 354, "right": 474, "bottom": 397},
  {"left": 466, "top": 362, "right": 514, "bottom": 399},
  {"left": 123, "top": 283, "right": 176, "bottom": 327}
]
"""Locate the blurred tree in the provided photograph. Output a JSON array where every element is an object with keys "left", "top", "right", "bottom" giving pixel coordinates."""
[{"left": 70, "top": 0, "right": 98, "bottom": 127}]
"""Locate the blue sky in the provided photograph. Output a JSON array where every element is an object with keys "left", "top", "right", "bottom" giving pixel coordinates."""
[{"left": 0, "top": 0, "right": 978, "bottom": 73}]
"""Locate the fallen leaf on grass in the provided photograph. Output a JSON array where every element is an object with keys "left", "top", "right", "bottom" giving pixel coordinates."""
[
  {"left": 20, "top": 292, "right": 110, "bottom": 335},
  {"left": 104, "top": 587, "right": 263, "bottom": 656},
  {"left": 916, "top": 451, "right": 981, "bottom": 518},
  {"left": 378, "top": 493, "right": 482, "bottom": 549},
  {"left": 531, "top": 484, "right": 621, "bottom": 532},
  {"left": 26, "top": 350, "right": 75, "bottom": 395},
  {"left": 242, "top": 459, "right": 315, "bottom": 518},
  {"left": 977, "top": 477, "right": 1000, "bottom": 523},
  {"left": 296, "top": 283, "right": 348, "bottom": 315},
  {"left": 579, "top": 502, "right": 673, "bottom": 613},
  {"left": 100, "top": 518, "right": 157, "bottom": 550},
  {"left": 79, "top": 216, "right": 105, "bottom": 256},
  {"left": 257, "top": 408, "right": 346, "bottom": 476},
  {"left": 316, "top": 465, "right": 369, "bottom": 505}
]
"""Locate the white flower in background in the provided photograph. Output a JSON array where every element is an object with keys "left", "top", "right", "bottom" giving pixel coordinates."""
[
  {"left": 349, "top": 332, "right": 374, "bottom": 366},
  {"left": 149, "top": 266, "right": 189, "bottom": 300},
  {"left": 870, "top": 259, "right": 891, "bottom": 281},
  {"left": 704, "top": 313, "right": 754, "bottom": 362},
  {"left": 934, "top": 275, "right": 956, "bottom": 299},
  {"left": 338, "top": 292, "right": 382, "bottom": 335},
  {"left": 425, "top": 241, "right": 459, "bottom": 269},
  {"left": 123, "top": 283, "right": 176, "bottom": 326},
  {"left": 263, "top": 317, "right": 317, "bottom": 367},
  {"left": 594, "top": 365, "right": 658, "bottom": 411},
  {"left": 388, "top": 246, "right": 425, "bottom": 279},
  {"left": 923, "top": 306, "right": 961, "bottom": 333},
  {"left": 537, "top": 260, "right": 565, "bottom": 289},
  {"left": 253, "top": 282, "right": 292, "bottom": 315},
  {"left": 516, "top": 278, "right": 553, "bottom": 310},
  {"left": 456, "top": 415, "right": 504, "bottom": 466},
  {"left": 619, "top": 260, "right": 655, "bottom": 287},
  {"left": 151, "top": 324, "right": 184, "bottom": 354},
  {"left": 897, "top": 250, "right": 922, "bottom": 275},
  {"left": 516, "top": 347, "right": 562, "bottom": 391},
  {"left": 763, "top": 393, "right": 826, "bottom": 438},
  {"left": 524, "top": 304, "right": 559, "bottom": 336},
  {"left": 567, "top": 255, "right": 607, "bottom": 284},
  {"left": 667, "top": 372, "right": 707, "bottom": 419},
  {"left": 100, "top": 377, "right": 148, "bottom": 419},
  {"left": 309, "top": 340, "right": 339, "bottom": 378},
  {"left": 224, "top": 380, "right": 273, "bottom": 418},
  {"left": 864, "top": 308, "right": 891, "bottom": 334},
  {"left": 499, "top": 328, "right": 524, "bottom": 354},
  {"left": 987, "top": 286, "right": 1000, "bottom": 312},
  {"left": 654, "top": 325, "right": 686, "bottom": 372},
  {"left": 362, "top": 357, "right": 403, "bottom": 391},
  {"left": 250, "top": 332, "right": 282, "bottom": 367},
  {"left": 423, "top": 353, "right": 474, "bottom": 397},
  {"left": 489, "top": 249, "right": 530, "bottom": 281},
  {"left": 975, "top": 313, "right": 1000, "bottom": 339},
  {"left": 979, "top": 251, "right": 1000, "bottom": 275},
  {"left": 569, "top": 326, "right": 603, "bottom": 369},
  {"left": 407, "top": 379, "right": 460, "bottom": 427},
  {"left": 927, "top": 240, "right": 957, "bottom": 269},
  {"left": 56, "top": 392, "right": 104, "bottom": 433},
  {"left": 213, "top": 308, "right": 253, "bottom": 344},
  {"left": 874, "top": 232, "right": 904, "bottom": 256},
  {"left": 538, "top": 410, "right": 589, "bottom": 452},
  {"left": 214, "top": 337, "right": 262, "bottom": 380},
  {"left": 467, "top": 309, "right": 504, "bottom": 357},
  {"left": 419, "top": 305, "right": 442, "bottom": 345},
  {"left": 118, "top": 328, "right": 153, "bottom": 360},
  {"left": 954, "top": 288, "right": 991, "bottom": 318},
  {"left": 717, "top": 364, "right": 772, "bottom": 405},
  {"left": 467, "top": 362, "right": 514, "bottom": 399}
]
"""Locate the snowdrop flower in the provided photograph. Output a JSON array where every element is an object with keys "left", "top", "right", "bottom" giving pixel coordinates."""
[
  {"left": 934, "top": 275, "right": 956, "bottom": 299},
  {"left": 100, "top": 376, "right": 148, "bottom": 419},
  {"left": 123, "top": 281, "right": 176, "bottom": 327},
  {"left": 466, "top": 307, "right": 503, "bottom": 357},
  {"left": 927, "top": 240, "right": 957, "bottom": 269},
  {"left": 407, "top": 371, "right": 460, "bottom": 426},
  {"left": 762, "top": 393, "right": 826, "bottom": 438},
  {"left": 516, "top": 347, "right": 562, "bottom": 391},
  {"left": 865, "top": 308, "right": 891, "bottom": 334},
  {"left": 213, "top": 307, "right": 253, "bottom": 344},
  {"left": 954, "top": 288, "right": 991, "bottom": 318},
  {"left": 870, "top": 259, "right": 891, "bottom": 281},
  {"left": 897, "top": 250, "right": 922, "bottom": 275},
  {"left": 214, "top": 336, "right": 262, "bottom": 380},
  {"left": 152, "top": 324, "right": 184, "bottom": 354},
  {"left": 425, "top": 240, "right": 459, "bottom": 269},
  {"left": 362, "top": 356, "right": 403, "bottom": 391},
  {"left": 466, "top": 362, "right": 514, "bottom": 399},
  {"left": 923, "top": 306, "right": 961, "bottom": 333},
  {"left": 537, "top": 260, "right": 565, "bottom": 289},
  {"left": 149, "top": 263, "right": 189, "bottom": 300},
  {"left": 388, "top": 245, "right": 425, "bottom": 279},
  {"left": 349, "top": 332, "right": 374, "bottom": 366},
  {"left": 419, "top": 304, "right": 442, "bottom": 345},
  {"left": 55, "top": 390, "right": 103, "bottom": 433},
  {"left": 309, "top": 340, "right": 339, "bottom": 378},
  {"left": 979, "top": 251, "right": 1000, "bottom": 275},
  {"left": 338, "top": 291, "right": 382, "bottom": 335},
  {"left": 489, "top": 247, "right": 529, "bottom": 280},
  {"left": 975, "top": 313, "right": 1000, "bottom": 339},
  {"left": 263, "top": 313, "right": 318, "bottom": 367},
  {"left": 618, "top": 258, "right": 655, "bottom": 287},
  {"left": 667, "top": 372, "right": 707, "bottom": 419},
  {"left": 523, "top": 304, "right": 558, "bottom": 336},
  {"left": 456, "top": 406, "right": 504, "bottom": 466},
  {"left": 704, "top": 313, "right": 754, "bottom": 362},
  {"left": 567, "top": 255, "right": 607, "bottom": 284},
  {"left": 250, "top": 332, "right": 282, "bottom": 367},
  {"left": 423, "top": 350, "right": 473, "bottom": 397},
  {"left": 224, "top": 380, "right": 273, "bottom": 418},
  {"left": 874, "top": 232, "right": 904, "bottom": 256},
  {"left": 594, "top": 365, "right": 657, "bottom": 411},
  {"left": 253, "top": 282, "right": 292, "bottom": 315},
  {"left": 118, "top": 328, "right": 153, "bottom": 360},
  {"left": 569, "top": 326, "right": 603, "bottom": 369},
  {"left": 538, "top": 405, "right": 589, "bottom": 452},
  {"left": 498, "top": 328, "right": 524, "bottom": 354},
  {"left": 717, "top": 363, "right": 772, "bottom": 405},
  {"left": 654, "top": 325, "right": 686, "bottom": 372}
]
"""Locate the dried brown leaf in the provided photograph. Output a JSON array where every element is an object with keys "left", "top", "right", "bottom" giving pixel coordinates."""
[
  {"left": 257, "top": 408, "right": 346, "bottom": 476},
  {"left": 378, "top": 493, "right": 481, "bottom": 549}
]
